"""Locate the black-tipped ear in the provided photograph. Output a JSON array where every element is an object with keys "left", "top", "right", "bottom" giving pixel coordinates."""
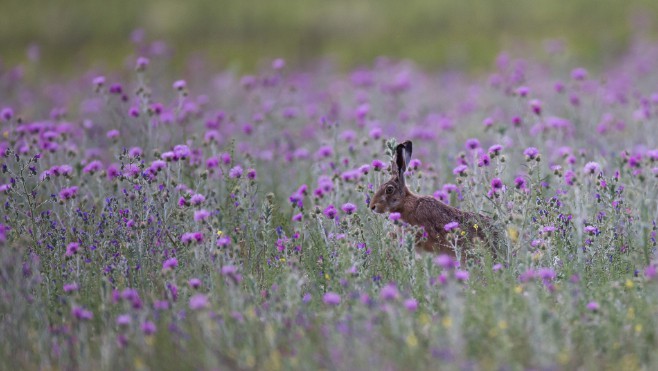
[
  {"left": 395, "top": 142, "right": 408, "bottom": 186},
  {"left": 401, "top": 140, "right": 412, "bottom": 169}
]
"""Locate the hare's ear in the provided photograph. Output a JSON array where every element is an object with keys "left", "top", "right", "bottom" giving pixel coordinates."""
[
  {"left": 401, "top": 140, "right": 412, "bottom": 169},
  {"left": 395, "top": 141, "right": 409, "bottom": 186}
]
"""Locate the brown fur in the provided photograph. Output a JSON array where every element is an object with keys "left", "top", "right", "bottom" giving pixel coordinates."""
[{"left": 370, "top": 140, "right": 502, "bottom": 258}]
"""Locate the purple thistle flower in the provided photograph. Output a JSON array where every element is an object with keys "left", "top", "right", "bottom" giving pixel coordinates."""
[
  {"left": 341, "top": 203, "right": 357, "bottom": 215},
  {"left": 645, "top": 265, "right": 657, "bottom": 280},
  {"left": 63, "top": 282, "right": 79, "bottom": 293},
  {"left": 92, "top": 76, "right": 105, "bottom": 87},
  {"left": 434, "top": 254, "right": 457, "bottom": 269},
  {"left": 83, "top": 160, "right": 103, "bottom": 174},
  {"left": 173, "top": 80, "right": 187, "bottom": 91},
  {"left": 190, "top": 193, "right": 205, "bottom": 205},
  {"left": 247, "top": 168, "right": 257, "bottom": 180},
  {"left": 116, "top": 314, "right": 132, "bottom": 327},
  {"left": 106, "top": 129, "right": 120, "bottom": 140},
  {"left": 583, "top": 162, "right": 601, "bottom": 175},
  {"left": 452, "top": 165, "right": 468, "bottom": 176},
  {"left": 490, "top": 178, "right": 504, "bottom": 191},
  {"left": 404, "top": 298, "right": 418, "bottom": 312},
  {"left": 188, "top": 278, "right": 202, "bottom": 289},
  {"left": 221, "top": 265, "right": 242, "bottom": 284},
  {"left": 586, "top": 301, "right": 600, "bottom": 311},
  {"left": 523, "top": 147, "right": 540, "bottom": 160},
  {"left": 217, "top": 235, "right": 231, "bottom": 247},
  {"left": 323, "top": 292, "right": 341, "bottom": 306},
  {"left": 444, "top": 221, "right": 459, "bottom": 232},
  {"left": 571, "top": 67, "right": 588, "bottom": 81},
  {"left": 292, "top": 213, "right": 303, "bottom": 222},
  {"left": 514, "top": 176, "right": 527, "bottom": 190},
  {"left": 65, "top": 242, "right": 80, "bottom": 257},
  {"left": 389, "top": 212, "right": 401, "bottom": 221},
  {"left": 141, "top": 321, "right": 156, "bottom": 335},
  {"left": 380, "top": 283, "right": 399, "bottom": 301},
  {"left": 1, "top": 107, "right": 14, "bottom": 121},
  {"left": 465, "top": 138, "right": 481, "bottom": 150},
  {"left": 229, "top": 165, "right": 243, "bottom": 178},
  {"left": 537, "top": 267, "right": 556, "bottom": 281},
  {"left": 162, "top": 257, "right": 178, "bottom": 271},
  {"left": 323, "top": 204, "right": 338, "bottom": 220},
  {"left": 455, "top": 270, "right": 469, "bottom": 281},
  {"left": 71, "top": 306, "right": 93, "bottom": 321},
  {"left": 371, "top": 160, "right": 385, "bottom": 171},
  {"left": 409, "top": 159, "right": 422, "bottom": 170},
  {"left": 194, "top": 209, "right": 210, "bottom": 222},
  {"left": 189, "top": 294, "right": 209, "bottom": 310},
  {"left": 59, "top": 186, "right": 79, "bottom": 201}
]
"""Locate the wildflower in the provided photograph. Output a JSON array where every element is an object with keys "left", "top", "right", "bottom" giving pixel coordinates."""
[
  {"left": 523, "top": 147, "right": 540, "bottom": 161},
  {"left": 645, "top": 265, "right": 657, "bottom": 280},
  {"left": 92, "top": 76, "right": 105, "bottom": 87},
  {"left": 409, "top": 159, "right": 422, "bottom": 170},
  {"left": 455, "top": 270, "right": 469, "bottom": 281},
  {"left": 584, "top": 225, "right": 598, "bottom": 235},
  {"left": 247, "top": 168, "right": 257, "bottom": 180},
  {"left": 190, "top": 194, "right": 206, "bottom": 205},
  {"left": 229, "top": 165, "right": 243, "bottom": 178},
  {"left": 106, "top": 129, "right": 120, "bottom": 140},
  {"left": 341, "top": 203, "right": 357, "bottom": 215},
  {"left": 316, "top": 145, "right": 333, "bottom": 158},
  {"left": 181, "top": 232, "right": 204, "bottom": 244},
  {"left": 141, "top": 321, "right": 156, "bottom": 335},
  {"left": 136, "top": 57, "right": 150, "bottom": 71},
  {"left": 537, "top": 267, "right": 556, "bottom": 281},
  {"left": 369, "top": 127, "right": 382, "bottom": 139},
  {"left": 359, "top": 164, "right": 371, "bottom": 174},
  {"left": 59, "top": 186, "right": 79, "bottom": 201},
  {"left": 1, "top": 107, "right": 14, "bottom": 121},
  {"left": 83, "top": 160, "right": 103, "bottom": 174},
  {"left": 465, "top": 138, "right": 480, "bottom": 150},
  {"left": 529, "top": 99, "right": 542, "bottom": 115},
  {"left": 65, "top": 242, "right": 80, "bottom": 257},
  {"left": 586, "top": 301, "right": 600, "bottom": 311},
  {"left": 514, "top": 176, "right": 527, "bottom": 190},
  {"left": 272, "top": 58, "right": 286, "bottom": 70},
  {"left": 434, "top": 254, "right": 457, "bottom": 269},
  {"left": 162, "top": 257, "right": 178, "bottom": 271},
  {"left": 452, "top": 165, "right": 468, "bottom": 176},
  {"left": 189, "top": 278, "right": 202, "bottom": 289},
  {"left": 380, "top": 283, "right": 399, "bottom": 301},
  {"left": 371, "top": 160, "right": 385, "bottom": 171},
  {"left": 490, "top": 178, "right": 504, "bottom": 192},
  {"left": 516, "top": 86, "right": 530, "bottom": 97},
  {"left": 478, "top": 154, "right": 491, "bottom": 167},
  {"left": 0, "top": 184, "right": 12, "bottom": 193},
  {"left": 71, "top": 306, "right": 93, "bottom": 321},
  {"left": 323, "top": 204, "right": 338, "bottom": 220},
  {"left": 571, "top": 67, "right": 588, "bottom": 81},
  {"left": 482, "top": 117, "right": 495, "bottom": 127},
  {"left": 116, "top": 314, "right": 132, "bottom": 327},
  {"left": 217, "top": 236, "right": 231, "bottom": 247},
  {"left": 444, "top": 222, "right": 459, "bottom": 232},
  {"left": 389, "top": 212, "right": 401, "bottom": 222},
  {"left": 173, "top": 80, "right": 187, "bottom": 91},
  {"left": 292, "top": 213, "right": 303, "bottom": 222},
  {"left": 404, "top": 298, "right": 418, "bottom": 312},
  {"left": 323, "top": 292, "right": 341, "bottom": 306},
  {"left": 189, "top": 294, "right": 209, "bottom": 310},
  {"left": 63, "top": 282, "right": 79, "bottom": 293},
  {"left": 194, "top": 209, "right": 210, "bottom": 222},
  {"left": 583, "top": 162, "right": 601, "bottom": 175}
]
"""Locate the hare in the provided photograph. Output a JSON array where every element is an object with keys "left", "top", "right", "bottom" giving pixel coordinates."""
[{"left": 369, "top": 140, "right": 504, "bottom": 259}]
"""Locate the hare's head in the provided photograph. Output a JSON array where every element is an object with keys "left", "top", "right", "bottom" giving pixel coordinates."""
[{"left": 369, "top": 140, "right": 412, "bottom": 213}]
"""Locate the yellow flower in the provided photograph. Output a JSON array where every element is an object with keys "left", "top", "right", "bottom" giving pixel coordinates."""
[
  {"left": 442, "top": 316, "right": 452, "bottom": 329},
  {"left": 507, "top": 226, "right": 519, "bottom": 243},
  {"left": 279, "top": 258, "right": 286, "bottom": 263},
  {"left": 460, "top": 231, "right": 466, "bottom": 236},
  {"left": 498, "top": 320, "right": 508, "bottom": 330},
  {"left": 514, "top": 285, "right": 523, "bottom": 294},
  {"left": 635, "top": 324, "right": 642, "bottom": 334},
  {"left": 325, "top": 273, "right": 330, "bottom": 280},
  {"left": 406, "top": 333, "right": 418, "bottom": 348},
  {"left": 625, "top": 279, "right": 634, "bottom": 289},
  {"left": 217, "top": 230, "right": 224, "bottom": 236}
]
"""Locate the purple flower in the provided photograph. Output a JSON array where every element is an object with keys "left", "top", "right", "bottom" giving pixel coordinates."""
[
  {"left": 190, "top": 194, "right": 205, "bottom": 205},
  {"left": 584, "top": 225, "right": 598, "bottom": 235},
  {"left": 181, "top": 232, "right": 204, "bottom": 244},
  {"left": 59, "top": 186, "right": 79, "bottom": 201},
  {"left": 583, "top": 162, "right": 601, "bottom": 175},
  {"left": 404, "top": 298, "right": 418, "bottom": 312},
  {"left": 247, "top": 168, "right": 257, "bottom": 180},
  {"left": 380, "top": 283, "right": 400, "bottom": 301},
  {"left": 92, "top": 76, "right": 105, "bottom": 87},
  {"left": 194, "top": 209, "right": 210, "bottom": 222},
  {"left": 645, "top": 265, "right": 657, "bottom": 280},
  {"left": 221, "top": 265, "right": 242, "bottom": 284},
  {"left": 71, "top": 306, "right": 93, "bottom": 321},
  {"left": 0, "top": 184, "right": 12, "bottom": 193},
  {"left": 537, "top": 267, "right": 556, "bottom": 281},
  {"left": 571, "top": 67, "right": 588, "bottom": 81},
  {"left": 189, "top": 278, "right": 202, "bottom": 289},
  {"left": 63, "top": 282, "right": 79, "bottom": 293},
  {"left": 409, "top": 159, "right": 422, "bottom": 170},
  {"left": 452, "top": 165, "right": 468, "bottom": 176},
  {"left": 323, "top": 292, "right": 341, "bottom": 305},
  {"left": 136, "top": 57, "right": 150, "bottom": 71},
  {"left": 65, "top": 242, "right": 80, "bottom": 257},
  {"left": 444, "top": 222, "right": 459, "bottom": 232},
  {"left": 341, "top": 203, "right": 357, "bottom": 215},
  {"left": 490, "top": 178, "right": 504, "bottom": 191},
  {"left": 189, "top": 294, "right": 209, "bottom": 310},
  {"left": 141, "top": 321, "right": 156, "bottom": 335},
  {"left": 162, "top": 257, "right": 178, "bottom": 271},
  {"left": 586, "top": 301, "right": 600, "bottom": 311},
  {"left": 272, "top": 58, "right": 286, "bottom": 70},
  {"left": 1, "top": 107, "right": 14, "bottom": 121},
  {"left": 455, "top": 270, "right": 469, "bottom": 281},
  {"left": 292, "top": 213, "right": 303, "bottom": 222},
  {"left": 465, "top": 138, "right": 481, "bottom": 150},
  {"left": 173, "top": 80, "right": 187, "bottom": 91},
  {"left": 389, "top": 212, "right": 401, "bottom": 221},
  {"left": 229, "top": 165, "right": 243, "bottom": 178},
  {"left": 116, "top": 314, "right": 132, "bottom": 327},
  {"left": 523, "top": 147, "right": 540, "bottom": 160},
  {"left": 488, "top": 144, "right": 503, "bottom": 156},
  {"left": 514, "top": 176, "right": 527, "bottom": 190},
  {"left": 316, "top": 145, "right": 334, "bottom": 158},
  {"left": 371, "top": 160, "right": 385, "bottom": 171},
  {"left": 83, "top": 160, "right": 103, "bottom": 174},
  {"left": 323, "top": 204, "right": 338, "bottom": 220},
  {"left": 106, "top": 129, "right": 120, "bottom": 140},
  {"left": 529, "top": 99, "right": 542, "bottom": 115},
  {"left": 217, "top": 235, "right": 231, "bottom": 247},
  {"left": 434, "top": 254, "right": 457, "bottom": 269}
]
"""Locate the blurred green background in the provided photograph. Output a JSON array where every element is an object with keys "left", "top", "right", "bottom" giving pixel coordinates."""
[{"left": 1, "top": 0, "right": 658, "bottom": 73}]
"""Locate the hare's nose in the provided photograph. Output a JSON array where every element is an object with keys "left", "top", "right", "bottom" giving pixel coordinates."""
[{"left": 370, "top": 204, "right": 376, "bottom": 211}]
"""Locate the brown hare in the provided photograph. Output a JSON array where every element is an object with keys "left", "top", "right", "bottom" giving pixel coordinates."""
[{"left": 369, "top": 140, "right": 504, "bottom": 260}]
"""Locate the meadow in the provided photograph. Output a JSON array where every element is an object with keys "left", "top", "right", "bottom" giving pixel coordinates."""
[{"left": 1, "top": 35, "right": 658, "bottom": 370}]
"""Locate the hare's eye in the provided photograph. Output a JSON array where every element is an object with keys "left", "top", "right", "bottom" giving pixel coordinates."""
[{"left": 386, "top": 186, "right": 394, "bottom": 194}]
